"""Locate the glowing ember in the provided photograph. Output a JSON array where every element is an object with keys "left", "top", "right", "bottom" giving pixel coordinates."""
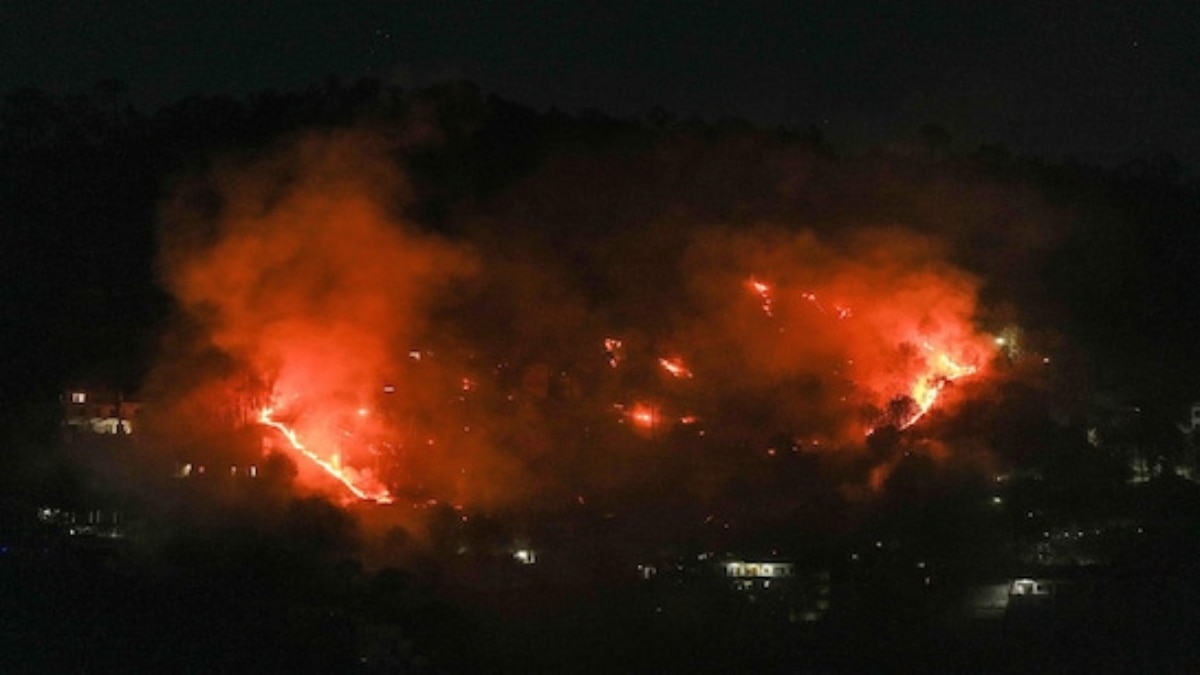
[
  {"left": 628, "top": 403, "right": 659, "bottom": 430},
  {"left": 748, "top": 278, "right": 774, "bottom": 317},
  {"left": 800, "top": 289, "right": 853, "bottom": 320},
  {"left": 801, "top": 291, "right": 825, "bottom": 313},
  {"left": 603, "top": 337, "right": 625, "bottom": 368},
  {"left": 658, "top": 356, "right": 694, "bottom": 379},
  {"left": 259, "top": 407, "right": 394, "bottom": 504}
]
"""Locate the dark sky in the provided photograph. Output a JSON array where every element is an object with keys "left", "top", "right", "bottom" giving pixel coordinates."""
[{"left": 3, "top": 1, "right": 1198, "bottom": 166}]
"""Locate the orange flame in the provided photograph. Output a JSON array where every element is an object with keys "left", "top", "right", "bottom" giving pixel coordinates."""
[
  {"left": 658, "top": 356, "right": 694, "bottom": 379},
  {"left": 259, "top": 407, "right": 394, "bottom": 504},
  {"left": 898, "top": 348, "right": 979, "bottom": 430},
  {"left": 628, "top": 403, "right": 659, "bottom": 430}
]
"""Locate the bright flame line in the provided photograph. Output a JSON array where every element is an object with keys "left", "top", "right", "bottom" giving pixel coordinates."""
[
  {"left": 898, "top": 355, "right": 978, "bottom": 430},
  {"left": 260, "top": 408, "right": 393, "bottom": 504}
]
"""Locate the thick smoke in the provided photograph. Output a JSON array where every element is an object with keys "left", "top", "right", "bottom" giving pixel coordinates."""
[
  {"left": 674, "top": 225, "right": 994, "bottom": 444},
  {"left": 161, "top": 131, "right": 471, "bottom": 399},
  {"left": 147, "top": 120, "right": 1065, "bottom": 523},
  {"left": 152, "top": 130, "right": 476, "bottom": 505}
]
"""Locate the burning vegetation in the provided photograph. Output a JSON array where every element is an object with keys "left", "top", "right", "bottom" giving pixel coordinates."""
[
  {"left": 144, "top": 125, "right": 1004, "bottom": 519},
  {"left": 15, "top": 82, "right": 1200, "bottom": 675}
]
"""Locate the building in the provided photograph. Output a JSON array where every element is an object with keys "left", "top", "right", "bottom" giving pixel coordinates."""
[
  {"left": 62, "top": 388, "right": 140, "bottom": 439},
  {"left": 1181, "top": 402, "right": 1200, "bottom": 434}
]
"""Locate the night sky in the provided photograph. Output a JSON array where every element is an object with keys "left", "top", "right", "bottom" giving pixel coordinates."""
[{"left": 4, "top": 1, "right": 1198, "bottom": 167}]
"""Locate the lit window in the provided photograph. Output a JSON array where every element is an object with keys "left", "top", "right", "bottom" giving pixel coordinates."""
[
  {"left": 71, "top": 392, "right": 86, "bottom": 404},
  {"left": 1011, "top": 578, "right": 1039, "bottom": 595}
]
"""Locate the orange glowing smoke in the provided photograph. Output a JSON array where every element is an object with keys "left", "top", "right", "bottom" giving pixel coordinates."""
[
  {"left": 159, "top": 131, "right": 473, "bottom": 502},
  {"left": 154, "top": 128, "right": 1003, "bottom": 504},
  {"left": 680, "top": 228, "right": 997, "bottom": 446},
  {"left": 751, "top": 275, "right": 989, "bottom": 433},
  {"left": 260, "top": 407, "right": 394, "bottom": 504}
]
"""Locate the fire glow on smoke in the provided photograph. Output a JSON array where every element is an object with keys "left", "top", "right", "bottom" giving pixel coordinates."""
[
  {"left": 741, "top": 277, "right": 986, "bottom": 434},
  {"left": 156, "top": 132, "right": 999, "bottom": 506}
]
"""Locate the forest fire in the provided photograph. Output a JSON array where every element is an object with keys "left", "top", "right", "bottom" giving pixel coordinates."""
[
  {"left": 153, "top": 130, "right": 1003, "bottom": 509},
  {"left": 259, "top": 407, "right": 394, "bottom": 504},
  {"left": 731, "top": 252, "right": 995, "bottom": 440}
]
